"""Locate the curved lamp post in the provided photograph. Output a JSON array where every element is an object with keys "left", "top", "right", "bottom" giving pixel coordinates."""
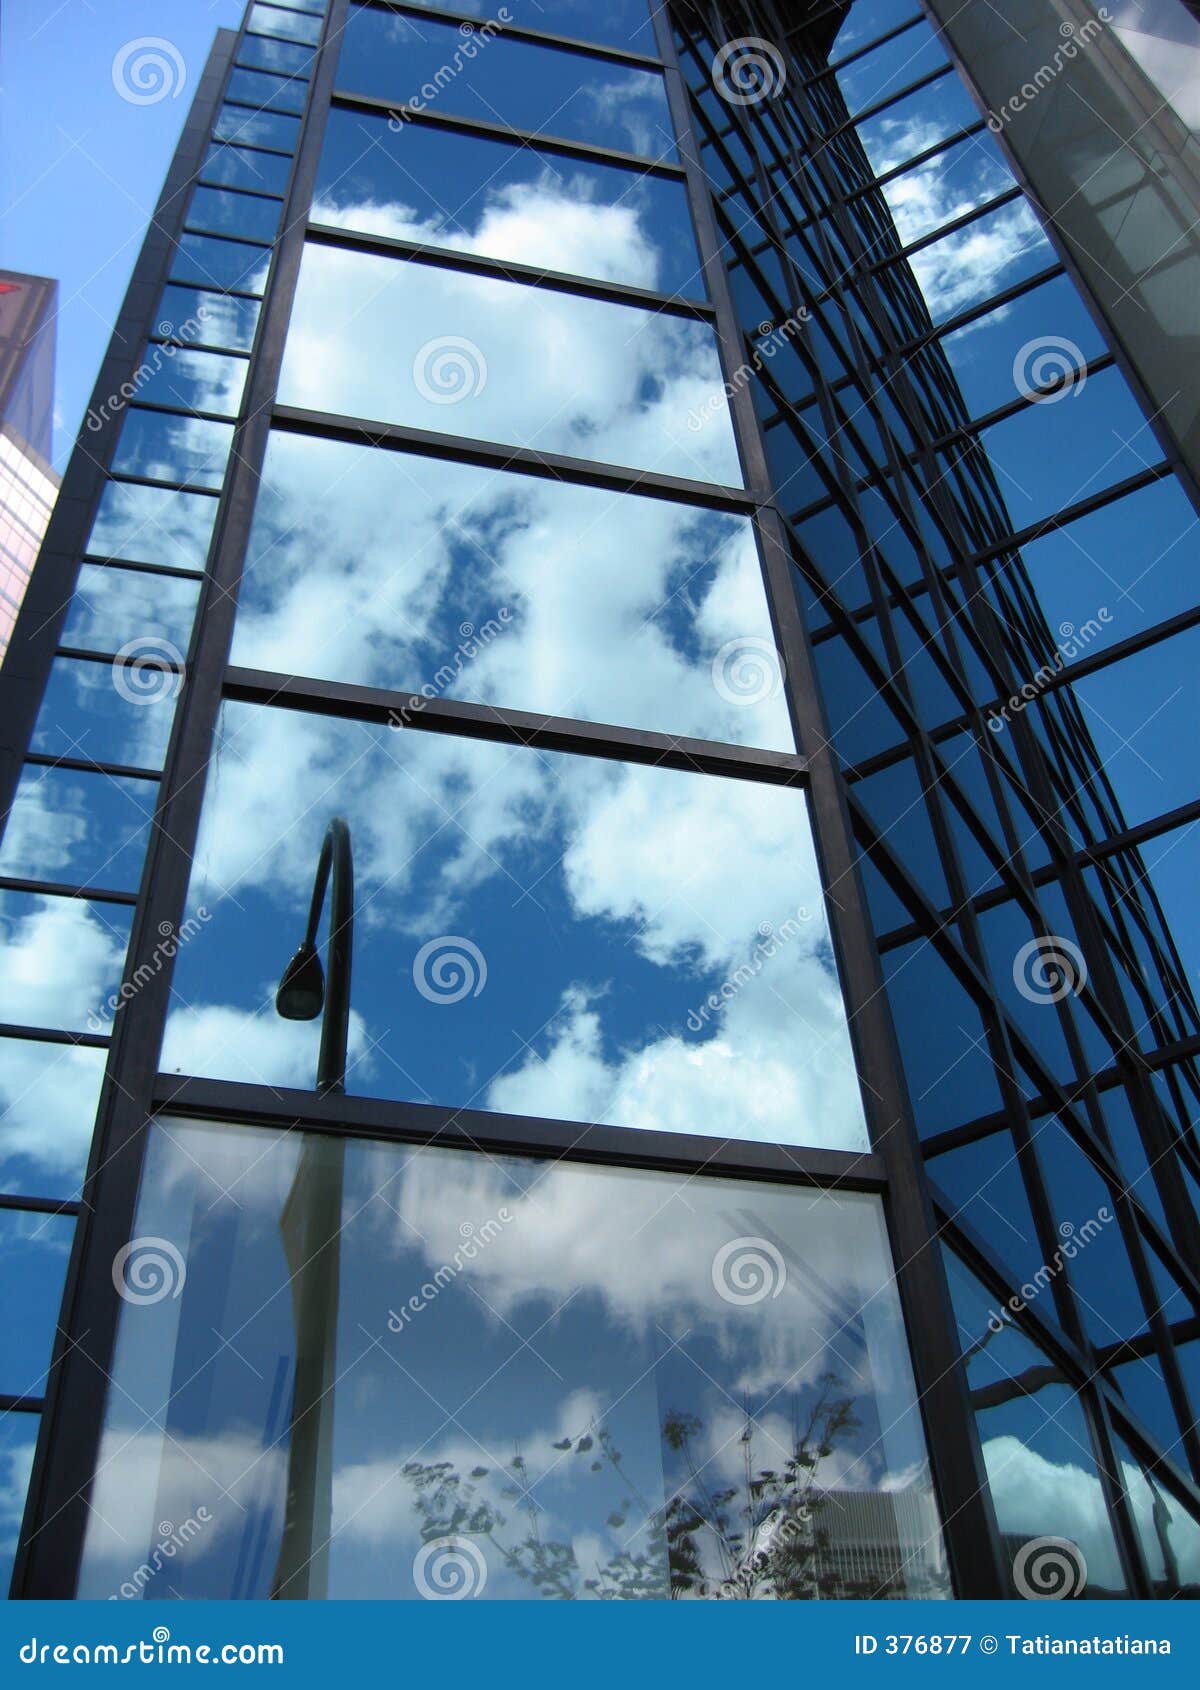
[{"left": 272, "top": 818, "right": 353, "bottom": 1600}]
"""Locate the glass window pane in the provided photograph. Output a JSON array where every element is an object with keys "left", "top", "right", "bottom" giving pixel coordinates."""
[
  {"left": 854, "top": 76, "right": 984, "bottom": 178},
  {"left": 832, "top": 22, "right": 948, "bottom": 116},
  {"left": 86, "top": 481, "right": 217, "bottom": 572},
  {"left": 944, "top": 1250, "right": 1128, "bottom": 1597},
  {"left": 212, "top": 102, "right": 301, "bottom": 151},
  {"left": 109, "top": 408, "right": 234, "bottom": 490},
  {"left": 336, "top": 6, "right": 675, "bottom": 160},
  {"left": 0, "top": 1038, "right": 106, "bottom": 1201},
  {"left": 170, "top": 232, "right": 272, "bottom": 295},
  {"left": 938, "top": 274, "right": 1105, "bottom": 418},
  {"left": 1115, "top": 1439, "right": 1200, "bottom": 1596},
  {"left": 30, "top": 656, "right": 178, "bottom": 770},
  {"left": 77, "top": 1121, "right": 948, "bottom": 1599},
  {"left": 61, "top": 563, "right": 201, "bottom": 657},
  {"left": 315, "top": 107, "right": 704, "bottom": 298},
  {"left": 0, "top": 1208, "right": 73, "bottom": 1398},
  {"left": 927, "top": 1129, "right": 1044, "bottom": 1293},
  {"left": 279, "top": 244, "right": 743, "bottom": 484},
  {"left": 201, "top": 142, "right": 291, "bottom": 196},
  {"left": 238, "top": 31, "right": 316, "bottom": 78},
  {"left": 155, "top": 285, "right": 261, "bottom": 354},
  {"left": 832, "top": 3, "right": 929, "bottom": 61},
  {"left": 0, "top": 764, "right": 154, "bottom": 892},
  {"left": 249, "top": 2, "right": 323, "bottom": 45},
  {"left": 186, "top": 185, "right": 281, "bottom": 244},
  {"left": 876, "top": 128, "right": 1016, "bottom": 250},
  {"left": 391, "top": 0, "right": 657, "bottom": 53},
  {"left": 163, "top": 702, "right": 868, "bottom": 1152},
  {"left": 121, "top": 347, "right": 246, "bottom": 418},
  {"left": 231, "top": 430, "right": 792, "bottom": 749},
  {"left": 225, "top": 66, "right": 309, "bottom": 115},
  {"left": 898, "top": 196, "right": 1054, "bottom": 324},
  {"left": 0, "top": 893, "right": 133, "bottom": 1038},
  {"left": 0, "top": 1414, "right": 39, "bottom": 1595}
]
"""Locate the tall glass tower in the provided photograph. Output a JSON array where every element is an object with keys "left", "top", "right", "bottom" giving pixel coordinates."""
[{"left": 1, "top": 0, "right": 1198, "bottom": 1601}]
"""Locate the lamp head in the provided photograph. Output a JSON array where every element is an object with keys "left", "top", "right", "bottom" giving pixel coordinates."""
[{"left": 276, "top": 942, "right": 325, "bottom": 1020}]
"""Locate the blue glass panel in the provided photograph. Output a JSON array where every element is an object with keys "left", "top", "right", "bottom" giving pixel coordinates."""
[
  {"left": 927, "top": 1129, "right": 1044, "bottom": 1294},
  {"left": 315, "top": 106, "right": 704, "bottom": 297},
  {"left": 393, "top": 0, "right": 656, "bottom": 54},
  {"left": 31, "top": 657, "right": 177, "bottom": 770},
  {"left": 121, "top": 347, "right": 246, "bottom": 418},
  {"left": 0, "top": 1413, "right": 40, "bottom": 1595},
  {"left": 939, "top": 275, "right": 1104, "bottom": 418},
  {"left": 1114, "top": 1438, "right": 1200, "bottom": 1595},
  {"left": 86, "top": 481, "right": 217, "bottom": 572},
  {"left": 201, "top": 142, "right": 292, "bottom": 196},
  {"left": 162, "top": 701, "right": 867, "bottom": 1152},
  {"left": 0, "top": 892, "right": 133, "bottom": 1038},
  {"left": 237, "top": 32, "right": 316, "bottom": 78},
  {"left": 212, "top": 102, "right": 301, "bottom": 151},
  {"left": 0, "top": 1208, "right": 73, "bottom": 1397},
  {"left": 187, "top": 185, "right": 282, "bottom": 244},
  {"left": 232, "top": 430, "right": 791, "bottom": 748},
  {"left": 155, "top": 284, "right": 261, "bottom": 353},
  {"left": 337, "top": 6, "right": 675, "bottom": 160},
  {"left": 248, "top": 3, "right": 323, "bottom": 46},
  {"left": 279, "top": 243, "right": 743, "bottom": 484},
  {"left": 881, "top": 939, "right": 1004, "bottom": 1135},
  {"left": 0, "top": 764, "right": 154, "bottom": 893},
  {"left": 109, "top": 408, "right": 234, "bottom": 491},
  {"left": 76, "top": 1121, "right": 949, "bottom": 1598},
  {"left": 61, "top": 563, "right": 201, "bottom": 657},
  {"left": 225, "top": 66, "right": 309, "bottom": 115},
  {"left": 170, "top": 232, "right": 272, "bottom": 295},
  {"left": 0, "top": 1038, "right": 106, "bottom": 1201},
  {"left": 832, "top": 21, "right": 948, "bottom": 117},
  {"left": 832, "top": 2, "right": 925, "bottom": 60}
]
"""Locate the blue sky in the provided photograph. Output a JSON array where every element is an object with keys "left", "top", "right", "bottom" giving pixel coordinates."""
[{"left": 1, "top": 0, "right": 243, "bottom": 469}]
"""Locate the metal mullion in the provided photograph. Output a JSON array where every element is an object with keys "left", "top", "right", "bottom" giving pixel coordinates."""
[
  {"left": 328, "top": 89, "right": 687, "bottom": 179},
  {"left": 151, "top": 1073, "right": 886, "bottom": 1190},
  {"left": 23, "top": 753, "right": 161, "bottom": 783},
  {"left": 270, "top": 401, "right": 758, "bottom": 511},
  {"left": 0, "top": 876, "right": 139, "bottom": 907},
  {"left": 0, "top": 1023, "right": 109, "bottom": 1051},
  {"left": 810, "top": 12, "right": 926, "bottom": 83},
  {"left": 189, "top": 174, "right": 284, "bottom": 205},
  {"left": 13, "top": 2, "right": 346, "bottom": 1602},
  {"left": 93, "top": 470, "right": 222, "bottom": 499},
  {"left": 672, "top": 0, "right": 1010, "bottom": 1600},
  {"left": 867, "top": 185, "right": 1024, "bottom": 271},
  {"left": 0, "top": 1194, "right": 82, "bottom": 1218},
  {"left": 305, "top": 219, "right": 716, "bottom": 319},
  {"left": 178, "top": 224, "right": 274, "bottom": 253},
  {"left": 353, "top": 0, "right": 666, "bottom": 70},
  {"left": 223, "top": 665, "right": 810, "bottom": 785},
  {"left": 821, "top": 61, "right": 956, "bottom": 141},
  {"left": 844, "top": 117, "right": 989, "bottom": 201}
]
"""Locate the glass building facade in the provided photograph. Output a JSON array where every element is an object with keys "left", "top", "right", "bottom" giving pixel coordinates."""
[
  {"left": 0, "top": 272, "right": 59, "bottom": 667},
  {"left": 0, "top": 0, "right": 1198, "bottom": 1600}
]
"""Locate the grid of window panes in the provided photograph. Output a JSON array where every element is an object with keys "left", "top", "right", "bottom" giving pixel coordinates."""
[
  {"left": 0, "top": 1, "right": 326, "bottom": 1593},
  {"left": 0, "top": 432, "right": 58, "bottom": 665},
  {"left": 673, "top": 0, "right": 1200, "bottom": 1594},
  {"left": 4, "top": 0, "right": 969, "bottom": 1602}
]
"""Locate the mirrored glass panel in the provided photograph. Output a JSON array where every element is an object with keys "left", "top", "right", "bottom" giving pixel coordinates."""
[
  {"left": 78, "top": 1121, "right": 947, "bottom": 1599},
  {"left": 938, "top": 275, "right": 1104, "bottom": 419},
  {"left": 854, "top": 76, "right": 983, "bottom": 179},
  {"left": 832, "top": 1, "right": 926, "bottom": 60},
  {"left": 201, "top": 142, "right": 292, "bottom": 196},
  {"left": 31, "top": 656, "right": 178, "bottom": 770},
  {"left": 212, "top": 102, "right": 301, "bottom": 152},
  {"left": 163, "top": 702, "right": 868, "bottom": 1152},
  {"left": 0, "top": 1414, "right": 39, "bottom": 1594},
  {"left": 316, "top": 107, "right": 704, "bottom": 297},
  {"left": 0, "top": 763, "right": 154, "bottom": 892},
  {"left": 0, "top": 891, "right": 133, "bottom": 1037},
  {"left": 337, "top": 6, "right": 675, "bottom": 159},
  {"left": 831, "top": 21, "right": 948, "bottom": 116},
  {"left": 109, "top": 408, "right": 234, "bottom": 491},
  {"left": 1071, "top": 626, "right": 1200, "bottom": 830},
  {"left": 391, "top": 0, "right": 657, "bottom": 53},
  {"left": 0, "top": 1038, "right": 107, "bottom": 1201},
  {"left": 61, "top": 563, "right": 201, "bottom": 658},
  {"left": 186, "top": 185, "right": 282, "bottom": 245},
  {"left": 943, "top": 1251, "right": 1128, "bottom": 1597},
  {"left": 248, "top": 3, "right": 323, "bottom": 45},
  {"left": 170, "top": 232, "right": 272, "bottom": 295},
  {"left": 120, "top": 348, "right": 246, "bottom": 418},
  {"left": 0, "top": 1208, "right": 73, "bottom": 1398},
  {"left": 155, "top": 284, "right": 261, "bottom": 354},
  {"left": 894, "top": 196, "right": 1054, "bottom": 325},
  {"left": 279, "top": 244, "right": 743, "bottom": 484},
  {"left": 873, "top": 128, "right": 1016, "bottom": 252},
  {"left": 238, "top": 31, "right": 316, "bottom": 78},
  {"left": 1115, "top": 1439, "right": 1200, "bottom": 1597},
  {"left": 225, "top": 66, "right": 309, "bottom": 115},
  {"left": 231, "top": 430, "right": 792, "bottom": 749},
  {"left": 85, "top": 480, "right": 217, "bottom": 573}
]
